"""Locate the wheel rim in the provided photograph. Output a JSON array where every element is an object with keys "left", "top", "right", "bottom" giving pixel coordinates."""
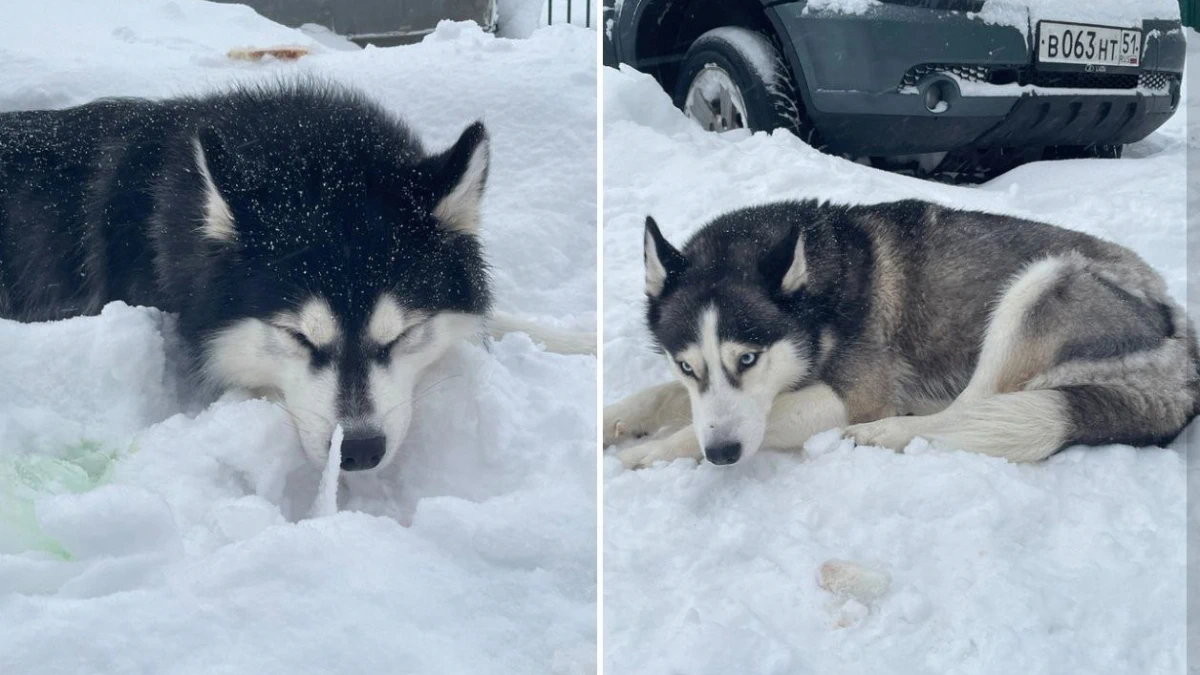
[{"left": 684, "top": 65, "right": 748, "bottom": 132}]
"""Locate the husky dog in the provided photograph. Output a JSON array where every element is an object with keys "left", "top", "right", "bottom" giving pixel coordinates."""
[
  {"left": 605, "top": 199, "right": 1198, "bottom": 468},
  {"left": 0, "top": 83, "right": 588, "bottom": 472}
]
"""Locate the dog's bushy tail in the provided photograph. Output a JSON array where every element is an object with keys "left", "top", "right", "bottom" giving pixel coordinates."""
[{"left": 487, "top": 311, "right": 596, "bottom": 355}]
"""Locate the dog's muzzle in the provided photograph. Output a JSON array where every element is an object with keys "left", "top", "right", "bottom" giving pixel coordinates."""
[
  {"left": 340, "top": 431, "right": 386, "bottom": 471},
  {"left": 705, "top": 442, "right": 742, "bottom": 466}
]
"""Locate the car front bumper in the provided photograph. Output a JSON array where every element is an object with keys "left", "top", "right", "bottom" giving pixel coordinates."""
[{"left": 768, "top": 2, "right": 1184, "bottom": 154}]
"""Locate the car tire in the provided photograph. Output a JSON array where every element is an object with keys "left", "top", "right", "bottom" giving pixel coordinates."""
[
  {"left": 1043, "top": 144, "right": 1124, "bottom": 160},
  {"left": 673, "top": 27, "right": 815, "bottom": 143}
]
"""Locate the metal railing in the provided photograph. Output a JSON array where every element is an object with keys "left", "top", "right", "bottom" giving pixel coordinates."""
[{"left": 546, "top": 0, "right": 592, "bottom": 28}]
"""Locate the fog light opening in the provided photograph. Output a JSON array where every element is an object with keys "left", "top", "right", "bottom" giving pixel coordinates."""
[{"left": 924, "top": 81, "right": 951, "bottom": 114}]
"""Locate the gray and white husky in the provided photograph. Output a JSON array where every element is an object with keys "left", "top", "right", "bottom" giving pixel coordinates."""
[{"left": 604, "top": 199, "right": 1198, "bottom": 468}]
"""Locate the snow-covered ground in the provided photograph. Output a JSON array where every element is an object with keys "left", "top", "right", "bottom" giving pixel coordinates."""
[
  {"left": 0, "top": 2, "right": 596, "bottom": 674},
  {"left": 603, "top": 32, "right": 1194, "bottom": 675}
]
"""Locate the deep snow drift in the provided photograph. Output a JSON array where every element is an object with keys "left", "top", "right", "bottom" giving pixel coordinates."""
[
  {"left": 0, "top": 2, "right": 596, "bottom": 674},
  {"left": 603, "top": 35, "right": 1193, "bottom": 675}
]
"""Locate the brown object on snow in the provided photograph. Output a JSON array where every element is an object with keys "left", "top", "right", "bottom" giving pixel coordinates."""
[{"left": 227, "top": 45, "right": 309, "bottom": 62}]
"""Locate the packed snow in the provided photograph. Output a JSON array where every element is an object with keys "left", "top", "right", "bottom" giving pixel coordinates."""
[
  {"left": 802, "top": 0, "right": 881, "bottom": 16},
  {"left": 0, "top": 2, "right": 596, "bottom": 674},
  {"left": 700, "top": 27, "right": 781, "bottom": 89},
  {"left": 603, "top": 30, "right": 1194, "bottom": 675}
]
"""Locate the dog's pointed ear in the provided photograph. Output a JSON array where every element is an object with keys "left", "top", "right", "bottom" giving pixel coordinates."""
[
  {"left": 780, "top": 234, "right": 808, "bottom": 293},
  {"left": 192, "top": 130, "right": 236, "bottom": 243},
  {"left": 644, "top": 215, "right": 686, "bottom": 298},
  {"left": 426, "top": 121, "right": 489, "bottom": 235},
  {"left": 762, "top": 226, "right": 807, "bottom": 294}
]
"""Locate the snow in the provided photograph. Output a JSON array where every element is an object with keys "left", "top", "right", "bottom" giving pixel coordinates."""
[
  {"left": 802, "top": 0, "right": 881, "bottom": 16},
  {"left": 0, "top": 2, "right": 595, "bottom": 674},
  {"left": 701, "top": 27, "right": 779, "bottom": 89},
  {"left": 603, "top": 30, "right": 1192, "bottom": 675}
]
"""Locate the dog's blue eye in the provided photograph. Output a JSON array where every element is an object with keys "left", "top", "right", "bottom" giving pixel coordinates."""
[
  {"left": 678, "top": 361, "right": 693, "bottom": 374},
  {"left": 740, "top": 352, "right": 758, "bottom": 367}
]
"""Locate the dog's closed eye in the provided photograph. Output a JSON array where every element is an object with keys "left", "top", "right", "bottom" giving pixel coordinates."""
[
  {"left": 373, "top": 321, "right": 426, "bottom": 361},
  {"left": 284, "top": 328, "right": 318, "bottom": 352},
  {"left": 275, "top": 326, "right": 335, "bottom": 367},
  {"left": 374, "top": 334, "right": 402, "bottom": 361}
]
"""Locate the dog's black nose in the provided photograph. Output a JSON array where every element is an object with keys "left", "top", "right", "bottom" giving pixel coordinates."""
[
  {"left": 340, "top": 435, "right": 385, "bottom": 471},
  {"left": 706, "top": 442, "right": 742, "bottom": 465}
]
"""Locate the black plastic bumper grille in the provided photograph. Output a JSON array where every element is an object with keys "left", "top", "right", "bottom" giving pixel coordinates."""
[
  {"left": 900, "top": 64, "right": 990, "bottom": 89},
  {"left": 900, "top": 64, "right": 1179, "bottom": 93},
  {"left": 1139, "top": 71, "right": 1176, "bottom": 91},
  {"left": 1028, "top": 71, "right": 1138, "bottom": 89}
]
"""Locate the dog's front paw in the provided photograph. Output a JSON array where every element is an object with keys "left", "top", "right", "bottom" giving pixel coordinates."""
[
  {"left": 845, "top": 417, "right": 919, "bottom": 452},
  {"left": 603, "top": 402, "right": 649, "bottom": 447},
  {"left": 615, "top": 440, "right": 668, "bottom": 469},
  {"left": 615, "top": 437, "right": 700, "bottom": 470}
]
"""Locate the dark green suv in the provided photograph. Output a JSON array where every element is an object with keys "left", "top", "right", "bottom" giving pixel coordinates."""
[{"left": 604, "top": 0, "right": 1185, "bottom": 166}]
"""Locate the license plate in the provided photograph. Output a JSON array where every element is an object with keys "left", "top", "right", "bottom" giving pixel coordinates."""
[{"left": 1037, "top": 21, "right": 1141, "bottom": 69}]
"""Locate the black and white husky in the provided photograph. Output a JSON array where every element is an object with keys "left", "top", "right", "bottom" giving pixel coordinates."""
[
  {"left": 0, "top": 83, "right": 590, "bottom": 473},
  {"left": 605, "top": 199, "right": 1198, "bottom": 468}
]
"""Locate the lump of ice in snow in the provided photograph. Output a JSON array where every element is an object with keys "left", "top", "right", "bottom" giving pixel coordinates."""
[
  {"left": 817, "top": 558, "right": 892, "bottom": 605},
  {"left": 903, "top": 437, "right": 934, "bottom": 455},
  {"left": 308, "top": 425, "right": 343, "bottom": 519},
  {"left": 803, "top": 428, "right": 847, "bottom": 458}
]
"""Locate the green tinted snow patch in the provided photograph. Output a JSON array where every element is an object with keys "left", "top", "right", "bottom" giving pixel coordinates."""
[{"left": 0, "top": 441, "right": 123, "bottom": 559}]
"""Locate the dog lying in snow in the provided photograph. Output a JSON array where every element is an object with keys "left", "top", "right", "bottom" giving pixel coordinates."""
[
  {"left": 605, "top": 199, "right": 1198, "bottom": 468},
  {"left": 0, "top": 82, "right": 592, "bottom": 474}
]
